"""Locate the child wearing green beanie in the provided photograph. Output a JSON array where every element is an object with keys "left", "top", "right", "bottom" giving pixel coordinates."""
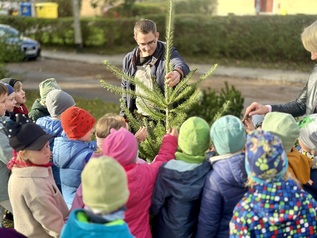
[
  {"left": 262, "top": 112, "right": 313, "bottom": 186},
  {"left": 60, "top": 157, "right": 134, "bottom": 238},
  {"left": 151, "top": 116, "right": 212, "bottom": 238}
]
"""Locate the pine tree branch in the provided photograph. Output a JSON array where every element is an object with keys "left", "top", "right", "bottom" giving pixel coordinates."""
[
  {"left": 169, "top": 70, "right": 196, "bottom": 103},
  {"left": 171, "top": 89, "right": 202, "bottom": 112},
  {"left": 164, "top": 0, "right": 175, "bottom": 129},
  {"left": 104, "top": 60, "right": 136, "bottom": 83},
  {"left": 103, "top": 61, "right": 165, "bottom": 108},
  {"left": 211, "top": 100, "right": 232, "bottom": 124},
  {"left": 100, "top": 78, "right": 167, "bottom": 109},
  {"left": 165, "top": 1, "right": 174, "bottom": 72},
  {"left": 172, "top": 85, "right": 196, "bottom": 103},
  {"left": 134, "top": 100, "right": 166, "bottom": 121},
  {"left": 191, "top": 64, "right": 218, "bottom": 87}
]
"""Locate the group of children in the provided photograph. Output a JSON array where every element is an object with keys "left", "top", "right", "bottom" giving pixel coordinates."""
[{"left": 1, "top": 77, "right": 317, "bottom": 237}]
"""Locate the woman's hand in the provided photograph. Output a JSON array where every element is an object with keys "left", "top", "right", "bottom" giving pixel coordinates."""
[{"left": 244, "top": 102, "right": 269, "bottom": 118}]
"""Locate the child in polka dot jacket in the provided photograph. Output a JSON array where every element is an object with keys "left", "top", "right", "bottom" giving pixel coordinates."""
[{"left": 230, "top": 130, "right": 317, "bottom": 237}]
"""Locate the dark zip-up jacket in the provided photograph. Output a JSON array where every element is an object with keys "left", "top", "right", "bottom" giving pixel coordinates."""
[
  {"left": 151, "top": 160, "right": 211, "bottom": 238},
  {"left": 272, "top": 65, "right": 317, "bottom": 117},
  {"left": 121, "top": 41, "right": 190, "bottom": 117}
]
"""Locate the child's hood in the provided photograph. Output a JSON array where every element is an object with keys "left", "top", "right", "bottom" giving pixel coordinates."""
[
  {"left": 37, "top": 116, "right": 63, "bottom": 137},
  {"left": 103, "top": 128, "right": 138, "bottom": 167},
  {"left": 53, "top": 136, "right": 96, "bottom": 167},
  {"left": 250, "top": 179, "right": 316, "bottom": 226},
  {"left": 287, "top": 148, "right": 313, "bottom": 184},
  {"left": 212, "top": 152, "right": 247, "bottom": 189}
]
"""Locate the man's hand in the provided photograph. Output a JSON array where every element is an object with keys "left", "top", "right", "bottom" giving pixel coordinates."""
[{"left": 165, "top": 71, "right": 181, "bottom": 87}]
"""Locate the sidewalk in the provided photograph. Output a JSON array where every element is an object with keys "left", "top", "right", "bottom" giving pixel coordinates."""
[{"left": 41, "top": 50, "right": 310, "bottom": 84}]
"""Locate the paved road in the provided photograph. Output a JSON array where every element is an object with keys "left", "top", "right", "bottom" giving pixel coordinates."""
[
  {"left": 5, "top": 58, "right": 121, "bottom": 103},
  {"left": 4, "top": 50, "right": 309, "bottom": 110},
  {"left": 41, "top": 50, "right": 310, "bottom": 84}
]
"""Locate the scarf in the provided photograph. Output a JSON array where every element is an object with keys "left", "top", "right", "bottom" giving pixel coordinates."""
[
  {"left": 175, "top": 151, "right": 205, "bottom": 164},
  {"left": 7, "top": 151, "right": 53, "bottom": 170}
]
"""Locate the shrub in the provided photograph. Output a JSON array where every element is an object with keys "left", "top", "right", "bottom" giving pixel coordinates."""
[
  {"left": 0, "top": 40, "right": 24, "bottom": 63},
  {"left": 188, "top": 82, "right": 244, "bottom": 125},
  {"left": 1, "top": 14, "right": 315, "bottom": 64}
]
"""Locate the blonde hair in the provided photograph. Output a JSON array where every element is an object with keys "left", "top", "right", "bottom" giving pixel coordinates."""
[
  {"left": 0, "top": 83, "right": 8, "bottom": 96},
  {"left": 245, "top": 171, "right": 300, "bottom": 188},
  {"left": 95, "top": 113, "right": 126, "bottom": 139},
  {"left": 301, "top": 20, "right": 317, "bottom": 52},
  {"left": 13, "top": 81, "right": 23, "bottom": 91}
]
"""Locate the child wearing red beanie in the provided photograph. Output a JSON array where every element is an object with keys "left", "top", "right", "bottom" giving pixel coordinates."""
[{"left": 53, "top": 106, "right": 97, "bottom": 208}]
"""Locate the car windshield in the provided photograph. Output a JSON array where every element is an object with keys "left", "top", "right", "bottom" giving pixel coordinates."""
[{"left": 0, "top": 26, "right": 20, "bottom": 38}]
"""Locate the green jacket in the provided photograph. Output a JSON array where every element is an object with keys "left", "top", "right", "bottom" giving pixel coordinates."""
[{"left": 28, "top": 98, "right": 50, "bottom": 122}]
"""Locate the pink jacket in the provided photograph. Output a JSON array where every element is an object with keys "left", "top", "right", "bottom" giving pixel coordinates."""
[
  {"left": 71, "top": 128, "right": 177, "bottom": 238},
  {"left": 70, "top": 159, "right": 147, "bottom": 211},
  {"left": 122, "top": 134, "right": 177, "bottom": 238}
]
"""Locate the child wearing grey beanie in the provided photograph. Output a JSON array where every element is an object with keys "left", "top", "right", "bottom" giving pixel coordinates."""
[
  {"left": 36, "top": 89, "right": 75, "bottom": 193},
  {"left": 45, "top": 89, "right": 75, "bottom": 118}
]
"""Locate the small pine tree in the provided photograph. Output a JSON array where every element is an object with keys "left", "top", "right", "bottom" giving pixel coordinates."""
[
  {"left": 188, "top": 82, "right": 244, "bottom": 125},
  {"left": 100, "top": 0, "right": 230, "bottom": 161}
]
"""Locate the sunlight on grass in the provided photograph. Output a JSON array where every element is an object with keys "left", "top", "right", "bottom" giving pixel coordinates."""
[{"left": 26, "top": 90, "right": 120, "bottom": 120}]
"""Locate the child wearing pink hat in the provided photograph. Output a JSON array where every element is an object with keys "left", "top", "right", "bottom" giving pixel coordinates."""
[
  {"left": 103, "top": 127, "right": 178, "bottom": 238},
  {"left": 70, "top": 113, "right": 147, "bottom": 211}
]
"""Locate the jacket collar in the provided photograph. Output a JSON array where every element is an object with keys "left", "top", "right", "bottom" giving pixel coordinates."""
[{"left": 132, "top": 41, "right": 165, "bottom": 67}]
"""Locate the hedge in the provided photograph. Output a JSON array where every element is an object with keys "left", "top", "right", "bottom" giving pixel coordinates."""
[{"left": 0, "top": 14, "right": 315, "bottom": 63}]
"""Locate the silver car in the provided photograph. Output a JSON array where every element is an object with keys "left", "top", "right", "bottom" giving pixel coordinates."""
[{"left": 0, "top": 24, "right": 41, "bottom": 60}]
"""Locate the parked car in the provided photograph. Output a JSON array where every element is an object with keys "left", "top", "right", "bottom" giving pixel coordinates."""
[{"left": 0, "top": 24, "right": 41, "bottom": 60}]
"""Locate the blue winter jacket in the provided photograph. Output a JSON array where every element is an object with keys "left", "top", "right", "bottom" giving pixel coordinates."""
[
  {"left": 61, "top": 209, "right": 134, "bottom": 238},
  {"left": 150, "top": 160, "right": 212, "bottom": 238},
  {"left": 36, "top": 116, "right": 66, "bottom": 192},
  {"left": 121, "top": 41, "right": 190, "bottom": 117},
  {"left": 196, "top": 152, "right": 248, "bottom": 238},
  {"left": 53, "top": 136, "right": 96, "bottom": 208},
  {"left": 36, "top": 116, "right": 65, "bottom": 150}
]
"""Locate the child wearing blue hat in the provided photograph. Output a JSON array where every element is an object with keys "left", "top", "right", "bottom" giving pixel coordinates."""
[
  {"left": 230, "top": 130, "right": 317, "bottom": 237},
  {"left": 1, "top": 78, "right": 28, "bottom": 121},
  {"left": 196, "top": 115, "right": 248, "bottom": 237}
]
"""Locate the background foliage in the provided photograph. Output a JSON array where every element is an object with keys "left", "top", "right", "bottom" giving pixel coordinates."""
[
  {"left": 0, "top": 14, "right": 315, "bottom": 65},
  {"left": 188, "top": 82, "right": 244, "bottom": 124}
]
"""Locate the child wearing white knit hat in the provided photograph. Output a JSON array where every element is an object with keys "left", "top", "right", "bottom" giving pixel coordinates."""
[
  {"left": 297, "top": 113, "right": 317, "bottom": 200},
  {"left": 29, "top": 78, "right": 61, "bottom": 122}
]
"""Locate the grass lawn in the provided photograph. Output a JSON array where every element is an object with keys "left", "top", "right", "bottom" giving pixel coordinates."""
[{"left": 25, "top": 90, "right": 121, "bottom": 120}]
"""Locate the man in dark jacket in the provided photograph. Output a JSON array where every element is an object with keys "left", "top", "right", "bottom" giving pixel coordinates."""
[{"left": 121, "top": 19, "right": 190, "bottom": 118}]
